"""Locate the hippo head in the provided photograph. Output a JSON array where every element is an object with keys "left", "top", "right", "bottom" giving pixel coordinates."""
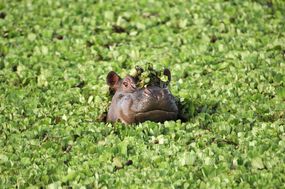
[{"left": 106, "top": 69, "right": 178, "bottom": 124}]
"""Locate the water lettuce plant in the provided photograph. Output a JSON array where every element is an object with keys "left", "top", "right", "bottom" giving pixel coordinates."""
[{"left": 0, "top": 0, "right": 285, "bottom": 188}]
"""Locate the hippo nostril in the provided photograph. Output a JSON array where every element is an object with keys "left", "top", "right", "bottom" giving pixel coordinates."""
[
  {"left": 144, "top": 88, "right": 151, "bottom": 94},
  {"left": 160, "top": 90, "right": 165, "bottom": 98},
  {"left": 144, "top": 88, "right": 152, "bottom": 97}
]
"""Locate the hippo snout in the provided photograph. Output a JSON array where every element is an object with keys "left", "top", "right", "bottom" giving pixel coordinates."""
[
  {"left": 143, "top": 87, "right": 169, "bottom": 100},
  {"left": 134, "top": 87, "right": 178, "bottom": 114}
]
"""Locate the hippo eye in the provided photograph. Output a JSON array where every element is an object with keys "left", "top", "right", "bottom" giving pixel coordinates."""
[{"left": 123, "top": 81, "right": 128, "bottom": 87}]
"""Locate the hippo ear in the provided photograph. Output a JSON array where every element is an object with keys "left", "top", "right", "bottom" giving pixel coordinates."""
[
  {"left": 107, "top": 71, "right": 121, "bottom": 91},
  {"left": 163, "top": 68, "right": 171, "bottom": 82}
]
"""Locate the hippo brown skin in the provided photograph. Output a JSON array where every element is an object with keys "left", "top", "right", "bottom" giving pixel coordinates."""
[{"left": 106, "top": 69, "right": 179, "bottom": 124}]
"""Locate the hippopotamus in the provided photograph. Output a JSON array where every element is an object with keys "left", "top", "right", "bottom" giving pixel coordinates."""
[{"left": 106, "top": 68, "right": 179, "bottom": 124}]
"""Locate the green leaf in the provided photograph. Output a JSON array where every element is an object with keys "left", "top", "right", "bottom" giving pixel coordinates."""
[
  {"left": 27, "top": 33, "right": 37, "bottom": 41},
  {"left": 113, "top": 157, "right": 123, "bottom": 168},
  {"left": 0, "top": 154, "right": 8, "bottom": 163},
  {"left": 251, "top": 157, "right": 264, "bottom": 169}
]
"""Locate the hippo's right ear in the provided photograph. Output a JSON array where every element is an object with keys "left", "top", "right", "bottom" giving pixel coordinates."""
[
  {"left": 163, "top": 68, "right": 171, "bottom": 83},
  {"left": 107, "top": 71, "right": 121, "bottom": 91}
]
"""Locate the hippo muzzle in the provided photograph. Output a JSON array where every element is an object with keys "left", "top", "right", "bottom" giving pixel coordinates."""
[{"left": 109, "top": 86, "right": 178, "bottom": 124}]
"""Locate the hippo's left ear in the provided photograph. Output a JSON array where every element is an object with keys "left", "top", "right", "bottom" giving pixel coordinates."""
[
  {"left": 163, "top": 68, "right": 171, "bottom": 83},
  {"left": 107, "top": 71, "right": 121, "bottom": 92}
]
